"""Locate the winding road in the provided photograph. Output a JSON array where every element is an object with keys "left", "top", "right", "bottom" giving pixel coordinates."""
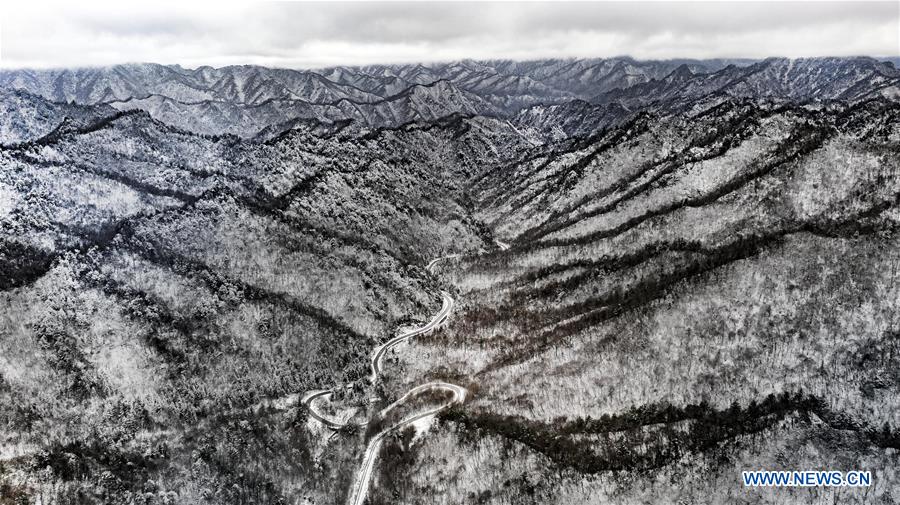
[
  {"left": 301, "top": 389, "right": 368, "bottom": 430},
  {"left": 301, "top": 257, "right": 467, "bottom": 505},
  {"left": 425, "top": 253, "right": 460, "bottom": 271},
  {"left": 349, "top": 381, "right": 467, "bottom": 505},
  {"left": 369, "top": 291, "right": 453, "bottom": 380}
]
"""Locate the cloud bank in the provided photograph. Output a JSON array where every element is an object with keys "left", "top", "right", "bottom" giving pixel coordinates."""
[{"left": 1, "top": 1, "right": 898, "bottom": 69}]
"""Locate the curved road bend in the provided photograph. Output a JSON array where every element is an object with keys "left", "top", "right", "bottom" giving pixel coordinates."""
[
  {"left": 301, "top": 389, "right": 368, "bottom": 430},
  {"left": 301, "top": 290, "right": 454, "bottom": 426},
  {"left": 426, "top": 253, "right": 460, "bottom": 271},
  {"left": 300, "top": 255, "right": 466, "bottom": 505},
  {"left": 348, "top": 382, "right": 467, "bottom": 505},
  {"left": 369, "top": 291, "right": 454, "bottom": 381},
  {"left": 346, "top": 288, "right": 461, "bottom": 505}
]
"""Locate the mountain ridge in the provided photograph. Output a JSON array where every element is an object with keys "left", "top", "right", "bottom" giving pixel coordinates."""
[
  {"left": 3, "top": 56, "right": 896, "bottom": 140},
  {"left": 1, "top": 54, "right": 899, "bottom": 505}
]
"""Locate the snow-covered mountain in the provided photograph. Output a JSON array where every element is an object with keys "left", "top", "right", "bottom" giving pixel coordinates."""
[
  {"left": 595, "top": 57, "right": 900, "bottom": 107},
  {"left": 0, "top": 88, "right": 116, "bottom": 145},
  {"left": 6, "top": 57, "right": 894, "bottom": 139},
  {"left": 98, "top": 79, "right": 497, "bottom": 137},
  {"left": 0, "top": 63, "right": 380, "bottom": 106},
  {"left": 0, "top": 58, "right": 746, "bottom": 137},
  {"left": 1, "top": 55, "right": 899, "bottom": 505}
]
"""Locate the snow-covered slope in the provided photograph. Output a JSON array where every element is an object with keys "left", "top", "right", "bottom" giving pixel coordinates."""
[
  {"left": 0, "top": 88, "right": 116, "bottom": 145},
  {"left": 10, "top": 57, "right": 892, "bottom": 141},
  {"left": 0, "top": 63, "right": 380, "bottom": 106},
  {"left": 2, "top": 56, "right": 900, "bottom": 505},
  {"left": 595, "top": 57, "right": 900, "bottom": 107}
]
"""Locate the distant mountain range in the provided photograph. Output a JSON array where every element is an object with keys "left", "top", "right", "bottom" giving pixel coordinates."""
[
  {"left": 2, "top": 54, "right": 899, "bottom": 505},
  {"left": 3, "top": 56, "right": 897, "bottom": 139}
]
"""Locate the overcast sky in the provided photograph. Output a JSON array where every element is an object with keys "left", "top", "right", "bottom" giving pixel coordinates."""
[{"left": 1, "top": 1, "right": 898, "bottom": 69}]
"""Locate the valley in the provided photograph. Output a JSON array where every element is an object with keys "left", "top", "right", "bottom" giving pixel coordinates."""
[{"left": 1, "top": 55, "right": 899, "bottom": 504}]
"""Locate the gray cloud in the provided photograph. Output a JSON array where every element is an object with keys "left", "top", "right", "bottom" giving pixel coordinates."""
[{"left": 1, "top": 1, "right": 897, "bottom": 69}]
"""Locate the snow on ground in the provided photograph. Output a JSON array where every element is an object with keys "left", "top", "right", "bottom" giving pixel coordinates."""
[
  {"left": 410, "top": 414, "right": 436, "bottom": 440},
  {"left": 0, "top": 183, "right": 19, "bottom": 218}
]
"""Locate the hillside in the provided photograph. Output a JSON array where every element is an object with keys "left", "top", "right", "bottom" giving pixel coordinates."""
[{"left": 1, "top": 56, "right": 899, "bottom": 505}]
